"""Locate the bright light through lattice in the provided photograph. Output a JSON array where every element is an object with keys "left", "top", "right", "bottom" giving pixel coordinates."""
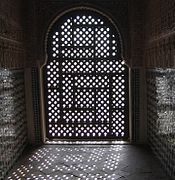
[{"left": 44, "top": 10, "right": 129, "bottom": 140}]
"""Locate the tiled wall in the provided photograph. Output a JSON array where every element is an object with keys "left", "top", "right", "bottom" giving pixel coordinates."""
[
  {"left": 147, "top": 69, "right": 175, "bottom": 179},
  {"left": 0, "top": 68, "right": 27, "bottom": 180}
]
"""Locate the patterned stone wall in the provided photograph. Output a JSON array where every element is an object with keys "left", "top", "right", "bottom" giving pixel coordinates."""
[
  {"left": 144, "top": 0, "right": 175, "bottom": 68},
  {"left": 0, "top": 69, "right": 27, "bottom": 180},
  {"left": 147, "top": 69, "right": 175, "bottom": 179},
  {"left": 0, "top": 0, "right": 28, "bottom": 179},
  {"left": 145, "top": 1, "right": 175, "bottom": 178}
]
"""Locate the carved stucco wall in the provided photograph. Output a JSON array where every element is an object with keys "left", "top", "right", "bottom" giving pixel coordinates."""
[
  {"left": 145, "top": 0, "right": 175, "bottom": 178},
  {"left": 129, "top": 0, "right": 145, "bottom": 67},
  {"left": 0, "top": 0, "right": 27, "bottom": 68},
  {"left": 144, "top": 0, "right": 175, "bottom": 68}
]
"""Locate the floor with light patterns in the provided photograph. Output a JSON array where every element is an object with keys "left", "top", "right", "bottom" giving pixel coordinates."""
[{"left": 6, "top": 145, "right": 170, "bottom": 180}]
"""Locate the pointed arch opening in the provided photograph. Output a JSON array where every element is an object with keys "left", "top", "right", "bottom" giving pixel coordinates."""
[{"left": 43, "top": 8, "right": 129, "bottom": 140}]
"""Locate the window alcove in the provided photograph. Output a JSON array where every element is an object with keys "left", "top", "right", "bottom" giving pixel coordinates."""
[{"left": 43, "top": 9, "right": 129, "bottom": 140}]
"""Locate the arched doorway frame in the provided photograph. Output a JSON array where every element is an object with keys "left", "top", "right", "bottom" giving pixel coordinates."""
[{"left": 40, "top": 6, "right": 132, "bottom": 143}]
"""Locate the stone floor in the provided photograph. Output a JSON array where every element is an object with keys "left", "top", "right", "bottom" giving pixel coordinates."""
[{"left": 6, "top": 144, "right": 171, "bottom": 180}]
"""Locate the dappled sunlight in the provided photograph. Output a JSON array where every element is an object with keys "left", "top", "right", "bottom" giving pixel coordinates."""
[{"left": 7, "top": 145, "right": 123, "bottom": 179}]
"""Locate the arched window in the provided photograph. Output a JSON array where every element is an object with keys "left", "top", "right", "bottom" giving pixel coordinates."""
[{"left": 44, "top": 9, "right": 129, "bottom": 140}]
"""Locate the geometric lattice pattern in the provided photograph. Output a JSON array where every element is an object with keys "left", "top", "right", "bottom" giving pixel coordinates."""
[{"left": 44, "top": 10, "right": 129, "bottom": 140}]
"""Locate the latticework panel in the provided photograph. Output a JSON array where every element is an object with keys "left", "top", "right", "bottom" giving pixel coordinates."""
[{"left": 44, "top": 10, "right": 129, "bottom": 140}]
